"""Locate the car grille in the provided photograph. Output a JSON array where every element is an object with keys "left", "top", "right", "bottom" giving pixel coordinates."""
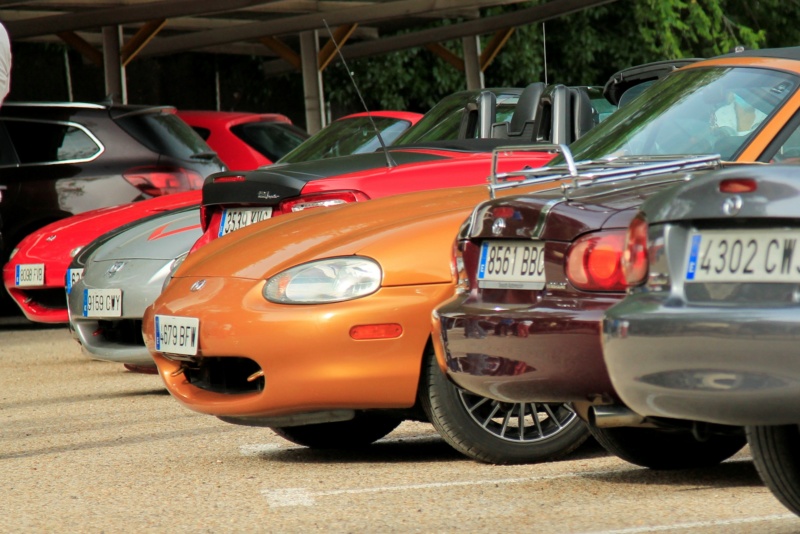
[
  {"left": 20, "top": 288, "right": 67, "bottom": 309},
  {"left": 97, "top": 319, "right": 144, "bottom": 346},
  {"left": 184, "top": 357, "right": 264, "bottom": 394}
]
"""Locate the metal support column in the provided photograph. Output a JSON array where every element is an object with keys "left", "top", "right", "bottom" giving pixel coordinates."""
[
  {"left": 462, "top": 35, "right": 484, "bottom": 90},
  {"left": 102, "top": 25, "right": 126, "bottom": 103},
  {"left": 300, "top": 30, "right": 324, "bottom": 134}
]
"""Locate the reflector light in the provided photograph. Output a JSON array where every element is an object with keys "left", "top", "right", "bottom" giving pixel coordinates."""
[
  {"left": 213, "top": 175, "right": 246, "bottom": 183},
  {"left": 719, "top": 178, "right": 757, "bottom": 193},
  {"left": 566, "top": 230, "right": 627, "bottom": 291},
  {"left": 350, "top": 324, "right": 403, "bottom": 340}
]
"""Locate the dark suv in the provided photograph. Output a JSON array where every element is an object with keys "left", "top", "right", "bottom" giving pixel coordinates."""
[{"left": 0, "top": 102, "right": 226, "bottom": 260}]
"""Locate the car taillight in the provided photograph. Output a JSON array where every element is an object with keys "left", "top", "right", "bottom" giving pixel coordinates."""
[
  {"left": 566, "top": 230, "right": 627, "bottom": 291},
  {"left": 190, "top": 208, "right": 222, "bottom": 253},
  {"left": 621, "top": 214, "right": 649, "bottom": 287},
  {"left": 123, "top": 166, "right": 204, "bottom": 196},
  {"left": 278, "top": 191, "right": 369, "bottom": 214}
]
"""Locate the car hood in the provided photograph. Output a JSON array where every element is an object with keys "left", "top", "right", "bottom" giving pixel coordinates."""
[
  {"left": 174, "top": 181, "right": 567, "bottom": 286},
  {"left": 10, "top": 191, "right": 200, "bottom": 266},
  {"left": 90, "top": 208, "right": 203, "bottom": 263}
]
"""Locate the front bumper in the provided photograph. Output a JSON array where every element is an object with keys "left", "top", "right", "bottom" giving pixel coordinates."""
[
  {"left": 68, "top": 258, "right": 173, "bottom": 366},
  {"left": 434, "top": 292, "right": 621, "bottom": 404},
  {"left": 603, "top": 292, "right": 800, "bottom": 426},
  {"left": 144, "top": 276, "right": 455, "bottom": 420},
  {"left": 3, "top": 262, "right": 69, "bottom": 323}
]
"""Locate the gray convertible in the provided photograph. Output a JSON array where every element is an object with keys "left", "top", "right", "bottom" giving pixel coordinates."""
[
  {"left": 603, "top": 164, "right": 800, "bottom": 516},
  {"left": 67, "top": 208, "right": 201, "bottom": 370}
]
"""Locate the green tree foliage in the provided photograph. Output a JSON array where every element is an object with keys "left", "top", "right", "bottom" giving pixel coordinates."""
[{"left": 324, "top": 0, "right": 800, "bottom": 114}]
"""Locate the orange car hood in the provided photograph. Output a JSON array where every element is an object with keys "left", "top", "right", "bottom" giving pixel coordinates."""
[{"left": 175, "top": 181, "right": 563, "bottom": 287}]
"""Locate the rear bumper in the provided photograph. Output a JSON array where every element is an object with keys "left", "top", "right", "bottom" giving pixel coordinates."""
[
  {"left": 434, "top": 292, "right": 620, "bottom": 404},
  {"left": 603, "top": 292, "right": 800, "bottom": 426}
]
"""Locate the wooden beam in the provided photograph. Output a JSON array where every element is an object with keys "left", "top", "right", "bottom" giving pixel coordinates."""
[
  {"left": 480, "top": 27, "right": 514, "bottom": 71},
  {"left": 260, "top": 36, "right": 301, "bottom": 70},
  {"left": 121, "top": 19, "right": 166, "bottom": 66},
  {"left": 425, "top": 42, "right": 463, "bottom": 71},
  {"left": 57, "top": 31, "right": 103, "bottom": 67},
  {"left": 5, "top": 0, "right": 277, "bottom": 39},
  {"left": 262, "top": 0, "right": 618, "bottom": 75},
  {"left": 318, "top": 23, "right": 357, "bottom": 72},
  {"left": 141, "top": 0, "right": 535, "bottom": 57}
]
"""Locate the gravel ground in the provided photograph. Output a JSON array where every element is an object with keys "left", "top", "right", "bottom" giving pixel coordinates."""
[{"left": 2, "top": 322, "right": 798, "bottom": 533}]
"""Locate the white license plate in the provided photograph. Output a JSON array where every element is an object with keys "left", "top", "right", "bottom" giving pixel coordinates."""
[
  {"left": 477, "top": 240, "right": 546, "bottom": 289},
  {"left": 219, "top": 207, "right": 273, "bottom": 237},
  {"left": 65, "top": 268, "right": 84, "bottom": 294},
  {"left": 155, "top": 315, "right": 199, "bottom": 356},
  {"left": 686, "top": 228, "right": 800, "bottom": 282},
  {"left": 82, "top": 288, "right": 122, "bottom": 317},
  {"left": 15, "top": 263, "right": 45, "bottom": 287}
]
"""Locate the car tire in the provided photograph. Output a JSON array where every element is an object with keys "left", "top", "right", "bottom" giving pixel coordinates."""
[
  {"left": 271, "top": 413, "right": 402, "bottom": 449},
  {"left": 419, "top": 349, "right": 590, "bottom": 465},
  {"left": 747, "top": 424, "right": 800, "bottom": 516},
  {"left": 589, "top": 425, "right": 746, "bottom": 470}
]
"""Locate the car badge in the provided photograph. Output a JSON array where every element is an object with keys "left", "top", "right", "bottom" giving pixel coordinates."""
[
  {"left": 491, "top": 218, "right": 506, "bottom": 236},
  {"left": 190, "top": 279, "right": 207, "bottom": 292},
  {"left": 258, "top": 191, "right": 279, "bottom": 200},
  {"left": 46, "top": 235, "right": 57, "bottom": 242},
  {"left": 107, "top": 261, "right": 125, "bottom": 276},
  {"left": 722, "top": 195, "right": 743, "bottom": 216}
]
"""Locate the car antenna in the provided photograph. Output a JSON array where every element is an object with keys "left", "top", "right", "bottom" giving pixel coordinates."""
[
  {"left": 323, "top": 19, "right": 397, "bottom": 168},
  {"left": 542, "top": 22, "right": 548, "bottom": 85}
]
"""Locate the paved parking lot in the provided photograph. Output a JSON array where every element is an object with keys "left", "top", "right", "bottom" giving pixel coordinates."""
[{"left": 2, "top": 321, "right": 799, "bottom": 533}]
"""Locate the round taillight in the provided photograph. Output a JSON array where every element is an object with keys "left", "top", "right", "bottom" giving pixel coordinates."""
[
  {"left": 621, "top": 214, "right": 649, "bottom": 287},
  {"left": 566, "top": 231, "right": 627, "bottom": 291}
]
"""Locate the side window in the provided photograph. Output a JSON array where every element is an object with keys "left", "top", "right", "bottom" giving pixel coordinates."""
[
  {"left": 771, "top": 125, "right": 800, "bottom": 163},
  {"left": 760, "top": 110, "right": 800, "bottom": 163},
  {"left": 3, "top": 119, "right": 101, "bottom": 165}
]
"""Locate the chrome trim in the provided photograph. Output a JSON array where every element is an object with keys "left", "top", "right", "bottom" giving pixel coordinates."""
[{"left": 488, "top": 147, "right": 722, "bottom": 199}]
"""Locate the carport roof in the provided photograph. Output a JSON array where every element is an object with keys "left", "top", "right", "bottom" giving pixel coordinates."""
[{"left": 1, "top": 0, "right": 617, "bottom": 69}]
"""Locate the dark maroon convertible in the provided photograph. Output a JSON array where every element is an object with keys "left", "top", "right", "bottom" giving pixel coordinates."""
[{"left": 433, "top": 48, "right": 800, "bottom": 470}]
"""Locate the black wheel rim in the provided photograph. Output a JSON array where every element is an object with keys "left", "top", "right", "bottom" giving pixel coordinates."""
[{"left": 457, "top": 390, "right": 578, "bottom": 443}]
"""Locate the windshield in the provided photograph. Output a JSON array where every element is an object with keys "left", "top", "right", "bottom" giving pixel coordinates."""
[
  {"left": 392, "top": 90, "right": 520, "bottom": 145},
  {"left": 278, "top": 115, "right": 413, "bottom": 164},
  {"left": 563, "top": 66, "right": 798, "bottom": 162}
]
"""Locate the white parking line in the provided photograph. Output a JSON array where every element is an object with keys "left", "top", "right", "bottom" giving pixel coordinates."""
[
  {"left": 579, "top": 513, "right": 797, "bottom": 533},
  {"left": 261, "top": 469, "right": 613, "bottom": 507}
]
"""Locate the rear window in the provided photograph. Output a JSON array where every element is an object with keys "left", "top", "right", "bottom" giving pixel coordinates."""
[
  {"left": 2, "top": 119, "right": 101, "bottom": 165},
  {"left": 231, "top": 122, "right": 308, "bottom": 162},
  {"left": 116, "top": 112, "right": 213, "bottom": 160}
]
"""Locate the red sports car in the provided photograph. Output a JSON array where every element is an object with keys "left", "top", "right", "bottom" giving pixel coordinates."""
[{"left": 194, "top": 85, "right": 601, "bottom": 249}]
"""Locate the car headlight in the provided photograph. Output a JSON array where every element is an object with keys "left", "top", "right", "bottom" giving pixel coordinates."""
[
  {"left": 263, "top": 257, "right": 381, "bottom": 304},
  {"left": 162, "top": 252, "right": 189, "bottom": 292}
]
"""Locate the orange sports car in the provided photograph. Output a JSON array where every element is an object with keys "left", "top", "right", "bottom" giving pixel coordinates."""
[{"left": 143, "top": 148, "right": 591, "bottom": 465}]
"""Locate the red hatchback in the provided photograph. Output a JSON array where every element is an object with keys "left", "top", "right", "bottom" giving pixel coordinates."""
[{"left": 177, "top": 111, "right": 309, "bottom": 170}]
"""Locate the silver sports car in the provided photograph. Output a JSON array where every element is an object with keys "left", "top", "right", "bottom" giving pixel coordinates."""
[
  {"left": 602, "top": 164, "right": 800, "bottom": 516},
  {"left": 67, "top": 208, "right": 201, "bottom": 369}
]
